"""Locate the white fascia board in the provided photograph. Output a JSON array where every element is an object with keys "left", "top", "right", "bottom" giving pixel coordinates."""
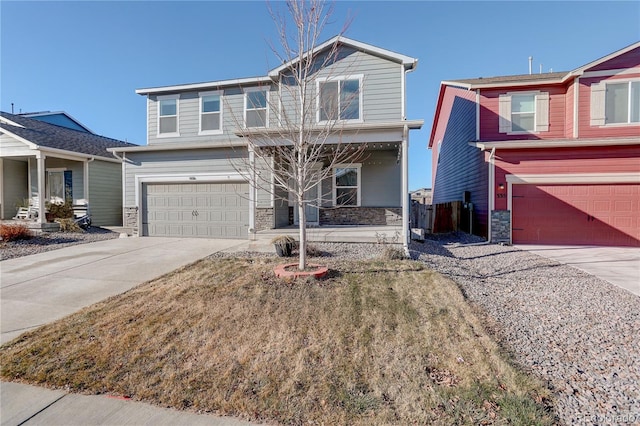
[
  {"left": 136, "top": 76, "right": 273, "bottom": 95},
  {"left": 107, "top": 140, "right": 248, "bottom": 153},
  {"left": 440, "top": 81, "right": 473, "bottom": 90},
  {"left": 472, "top": 137, "right": 640, "bottom": 150},
  {"left": 0, "top": 117, "right": 25, "bottom": 128},
  {"left": 0, "top": 127, "right": 38, "bottom": 149},
  {"left": 268, "top": 35, "right": 417, "bottom": 77}
]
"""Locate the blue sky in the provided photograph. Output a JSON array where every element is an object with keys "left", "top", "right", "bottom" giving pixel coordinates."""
[{"left": 1, "top": 1, "right": 638, "bottom": 190}]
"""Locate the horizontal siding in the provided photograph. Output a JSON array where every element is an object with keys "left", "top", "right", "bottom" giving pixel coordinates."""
[
  {"left": 479, "top": 85, "right": 567, "bottom": 141},
  {"left": 494, "top": 145, "right": 640, "bottom": 210},
  {"left": 0, "top": 134, "right": 32, "bottom": 156},
  {"left": 565, "top": 80, "right": 575, "bottom": 138},
  {"left": 123, "top": 148, "right": 249, "bottom": 206},
  {"left": 361, "top": 150, "right": 401, "bottom": 207},
  {"left": 1, "top": 158, "right": 28, "bottom": 219},
  {"left": 577, "top": 73, "right": 640, "bottom": 138},
  {"left": 88, "top": 160, "right": 123, "bottom": 226},
  {"left": 40, "top": 158, "right": 85, "bottom": 200}
]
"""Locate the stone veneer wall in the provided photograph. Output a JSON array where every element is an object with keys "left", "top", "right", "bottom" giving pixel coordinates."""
[
  {"left": 255, "top": 207, "right": 274, "bottom": 231},
  {"left": 319, "top": 207, "right": 402, "bottom": 226},
  {"left": 124, "top": 206, "right": 138, "bottom": 236},
  {"left": 491, "top": 210, "right": 510, "bottom": 244}
]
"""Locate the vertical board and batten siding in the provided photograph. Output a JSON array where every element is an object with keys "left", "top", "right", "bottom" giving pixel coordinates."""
[
  {"left": 431, "top": 86, "right": 489, "bottom": 237},
  {"left": 1, "top": 158, "right": 28, "bottom": 219},
  {"left": 577, "top": 73, "right": 640, "bottom": 139},
  {"left": 88, "top": 160, "right": 123, "bottom": 226},
  {"left": 479, "top": 85, "right": 567, "bottom": 141},
  {"left": 123, "top": 148, "right": 270, "bottom": 208}
]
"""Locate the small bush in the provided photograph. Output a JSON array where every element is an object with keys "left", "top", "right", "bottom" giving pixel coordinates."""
[
  {"left": 0, "top": 224, "right": 33, "bottom": 242},
  {"left": 382, "top": 246, "right": 406, "bottom": 260},
  {"left": 305, "top": 243, "right": 324, "bottom": 257},
  {"left": 56, "top": 218, "right": 83, "bottom": 233},
  {"left": 47, "top": 201, "right": 73, "bottom": 220}
]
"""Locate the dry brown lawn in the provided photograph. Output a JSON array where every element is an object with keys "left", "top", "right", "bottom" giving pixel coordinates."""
[{"left": 0, "top": 257, "right": 554, "bottom": 425}]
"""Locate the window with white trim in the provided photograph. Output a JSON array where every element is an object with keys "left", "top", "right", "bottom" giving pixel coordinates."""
[
  {"left": 590, "top": 80, "right": 640, "bottom": 126},
  {"left": 318, "top": 76, "right": 362, "bottom": 122},
  {"left": 245, "top": 89, "right": 268, "bottom": 128},
  {"left": 158, "top": 95, "right": 179, "bottom": 136},
  {"left": 498, "top": 91, "right": 549, "bottom": 133},
  {"left": 199, "top": 91, "right": 222, "bottom": 134},
  {"left": 334, "top": 164, "right": 361, "bottom": 206}
]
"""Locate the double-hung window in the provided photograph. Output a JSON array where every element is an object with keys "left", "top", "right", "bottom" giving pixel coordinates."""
[
  {"left": 334, "top": 164, "right": 361, "bottom": 206},
  {"left": 591, "top": 80, "right": 640, "bottom": 126},
  {"left": 245, "top": 89, "right": 268, "bottom": 128},
  {"left": 498, "top": 91, "right": 549, "bottom": 133},
  {"left": 199, "top": 91, "right": 222, "bottom": 134},
  {"left": 158, "top": 95, "right": 179, "bottom": 136},
  {"left": 318, "top": 75, "right": 362, "bottom": 122}
]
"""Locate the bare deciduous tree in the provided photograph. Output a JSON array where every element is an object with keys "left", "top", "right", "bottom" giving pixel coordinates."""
[{"left": 233, "top": 0, "right": 367, "bottom": 270}]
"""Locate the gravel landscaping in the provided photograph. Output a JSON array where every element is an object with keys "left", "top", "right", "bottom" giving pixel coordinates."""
[
  {"left": 409, "top": 234, "right": 640, "bottom": 426},
  {"left": 0, "top": 227, "right": 120, "bottom": 261}
]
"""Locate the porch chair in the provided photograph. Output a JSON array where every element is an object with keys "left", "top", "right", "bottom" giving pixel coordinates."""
[
  {"left": 72, "top": 199, "right": 91, "bottom": 229},
  {"left": 12, "top": 195, "right": 40, "bottom": 220}
]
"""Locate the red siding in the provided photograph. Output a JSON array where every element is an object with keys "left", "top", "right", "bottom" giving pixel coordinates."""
[
  {"left": 479, "top": 85, "right": 567, "bottom": 141},
  {"left": 586, "top": 46, "right": 640, "bottom": 71},
  {"left": 564, "top": 80, "right": 575, "bottom": 138},
  {"left": 577, "top": 73, "right": 640, "bottom": 138},
  {"left": 493, "top": 145, "right": 640, "bottom": 211}
]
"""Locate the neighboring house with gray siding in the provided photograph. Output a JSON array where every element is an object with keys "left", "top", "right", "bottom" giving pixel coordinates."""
[
  {"left": 0, "top": 112, "right": 136, "bottom": 226},
  {"left": 110, "top": 36, "right": 423, "bottom": 243}
]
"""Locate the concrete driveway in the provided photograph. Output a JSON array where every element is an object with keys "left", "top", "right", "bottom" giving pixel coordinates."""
[
  {"left": 1, "top": 237, "right": 249, "bottom": 344},
  {"left": 516, "top": 245, "right": 640, "bottom": 296}
]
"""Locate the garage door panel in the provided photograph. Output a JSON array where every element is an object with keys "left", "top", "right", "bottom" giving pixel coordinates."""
[
  {"left": 512, "top": 183, "right": 640, "bottom": 247},
  {"left": 143, "top": 182, "right": 249, "bottom": 239}
]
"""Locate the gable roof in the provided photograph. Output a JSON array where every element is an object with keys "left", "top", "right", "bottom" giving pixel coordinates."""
[
  {"left": 136, "top": 35, "right": 418, "bottom": 96},
  {"left": 0, "top": 112, "right": 136, "bottom": 160},
  {"left": 267, "top": 35, "right": 418, "bottom": 77}
]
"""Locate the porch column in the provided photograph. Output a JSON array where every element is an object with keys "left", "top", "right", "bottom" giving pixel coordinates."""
[
  {"left": 402, "top": 125, "right": 409, "bottom": 254},
  {"left": 83, "top": 159, "right": 90, "bottom": 202},
  {"left": 36, "top": 152, "right": 46, "bottom": 223},
  {"left": 248, "top": 146, "right": 256, "bottom": 240}
]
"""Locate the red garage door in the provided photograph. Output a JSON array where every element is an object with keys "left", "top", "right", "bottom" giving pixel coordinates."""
[{"left": 512, "top": 184, "right": 640, "bottom": 247}]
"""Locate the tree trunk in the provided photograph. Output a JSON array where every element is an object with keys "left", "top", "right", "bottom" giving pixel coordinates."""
[{"left": 298, "top": 200, "right": 307, "bottom": 270}]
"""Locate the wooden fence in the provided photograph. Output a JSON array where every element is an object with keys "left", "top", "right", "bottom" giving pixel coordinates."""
[
  {"left": 432, "top": 201, "right": 463, "bottom": 234},
  {"left": 410, "top": 202, "right": 433, "bottom": 233}
]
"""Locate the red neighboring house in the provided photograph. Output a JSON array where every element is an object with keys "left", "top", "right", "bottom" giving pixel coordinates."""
[{"left": 429, "top": 41, "right": 640, "bottom": 247}]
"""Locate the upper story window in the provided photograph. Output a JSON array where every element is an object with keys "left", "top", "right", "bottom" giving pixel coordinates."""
[
  {"left": 245, "top": 89, "right": 268, "bottom": 128},
  {"left": 199, "top": 91, "right": 222, "bottom": 134},
  {"left": 318, "top": 75, "right": 363, "bottom": 122},
  {"left": 591, "top": 79, "right": 640, "bottom": 126},
  {"left": 158, "top": 95, "right": 179, "bottom": 136},
  {"left": 498, "top": 91, "right": 549, "bottom": 134},
  {"left": 334, "top": 163, "right": 361, "bottom": 206},
  {"left": 606, "top": 81, "right": 640, "bottom": 124}
]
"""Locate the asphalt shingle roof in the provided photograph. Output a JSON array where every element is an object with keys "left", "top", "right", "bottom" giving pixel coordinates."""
[
  {"left": 0, "top": 112, "right": 136, "bottom": 158},
  {"left": 447, "top": 71, "right": 569, "bottom": 86}
]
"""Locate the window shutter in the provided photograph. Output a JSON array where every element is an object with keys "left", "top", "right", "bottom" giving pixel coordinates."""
[
  {"left": 535, "top": 92, "right": 549, "bottom": 132},
  {"left": 590, "top": 82, "right": 606, "bottom": 126},
  {"left": 498, "top": 95, "right": 511, "bottom": 133}
]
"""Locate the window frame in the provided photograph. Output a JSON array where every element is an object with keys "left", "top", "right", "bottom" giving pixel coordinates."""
[
  {"left": 316, "top": 74, "right": 364, "bottom": 124},
  {"left": 198, "top": 90, "right": 223, "bottom": 135},
  {"left": 510, "top": 93, "right": 536, "bottom": 133},
  {"left": 333, "top": 163, "right": 362, "bottom": 207},
  {"left": 498, "top": 90, "right": 548, "bottom": 134},
  {"left": 604, "top": 79, "right": 640, "bottom": 126},
  {"left": 244, "top": 87, "right": 269, "bottom": 129},
  {"left": 157, "top": 94, "right": 180, "bottom": 137}
]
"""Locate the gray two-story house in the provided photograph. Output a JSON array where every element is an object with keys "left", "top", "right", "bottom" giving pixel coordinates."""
[{"left": 110, "top": 36, "right": 423, "bottom": 244}]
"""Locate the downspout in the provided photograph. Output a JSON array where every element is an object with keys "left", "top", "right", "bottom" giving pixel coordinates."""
[
  {"left": 84, "top": 156, "right": 94, "bottom": 203},
  {"left": 402, "top": 124, "right": 409, "bottom": 255}
]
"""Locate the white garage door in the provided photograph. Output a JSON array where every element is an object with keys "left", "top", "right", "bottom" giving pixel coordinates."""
[{"left": 143, "top": 182, "right": 249, "bottom": 238}]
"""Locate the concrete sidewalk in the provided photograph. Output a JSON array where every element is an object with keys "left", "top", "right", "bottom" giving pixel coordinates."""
[
  {"left": 1, "top": 382, "right": 254, "bottom": 425},
  {"left": 1, "top": 237, "right": 263, "bottom": 425},
  {"left": 517, "top": 245, "right": 640, "bottom": 296}
]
